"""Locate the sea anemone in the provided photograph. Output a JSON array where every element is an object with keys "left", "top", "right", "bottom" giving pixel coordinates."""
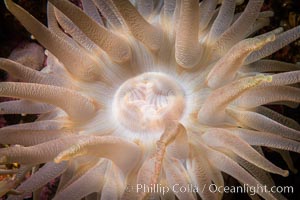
[{"left": 0, "top": 0, "right": 300, "bottom": 199}]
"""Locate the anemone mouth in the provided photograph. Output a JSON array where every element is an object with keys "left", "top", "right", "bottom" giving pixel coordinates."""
[{"left": 113, "top": 72, "right": 185, "bottom": 134}]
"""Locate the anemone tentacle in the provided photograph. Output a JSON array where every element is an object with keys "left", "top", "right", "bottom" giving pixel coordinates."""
[{"left": 0, "top": 0, "right": 299, "bottom": 199}]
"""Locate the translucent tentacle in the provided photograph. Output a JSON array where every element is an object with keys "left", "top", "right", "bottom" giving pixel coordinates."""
[
  {"left": 208, "top": 0, "right": 235, "bottom": 42},
  {"left": 56, "top": 160, "right": 80, "bottom": 192},
  {"left": 136, "top": 0, "right": 154, "bottom": 18},
  {"left": 7, "top": 162, "right": 68, "bottom": 200},
  {"left": 164, "top": 157, "right": 196, "bottom": 200},
  {"left": 47, "top": 3, "right": 75, "bottom": 44},
  {"left": 246, "top": 25, "right": 300, "bottom": 64},
  {"left": 48, "top": 0, "right": 131, "bottom": 63},
  {"left": 187, "top": 146, "right": 219, "bottom": 200},
  {"left": 100, "top": 162, "right": 125, "bottom": 200},
  {"left": 275, "top": 150, "right": 298, "bottom": 174},
  {"left": 198, "top": 75, "right": 271, "bottom": 125},
  {"left": 244, "top": 11, "right": 275, "bottom": 38},
  {"left": 110, "top": 0, "right": 162, "bottom": 51},
  {"left": 254, "top": 106, "right": 300, "bottom": 131},
  {"left": 53, "top": 161, "right": 106, "bottom": 200},
  {"left": 0, "top": 129, "right": 73, "bottom": 146},
  {"left": 0, "top": 58, "right": 62, "bottom": 86},
  {"left": 236, "top": 86, "right": 300, "bottom": 108},
  {"left": 166, "top": 124, "right": 189, "bottom": 159},
  {"left": 242, "top": 60, "right": 300, "bottom": 73},
  {"left": 202, "top": 129, "right": 289, "bottom": 176},
  {"left": 0, "top": 82, "right": 97, "bottom": 122},
  {"left": 82, "top": 0, "right": 103, "bottom": 25},
  {"left": 136, "top": 157, "right": 156, "bottom": 199},
  {"left": 202, "top": 144, "right": 277, "bottom": 200},
  {"left": 0, "top": 169, "right": 18, "bottom": 175},
  {"left": 0, "top": 179, "right": 16, "bottom": 197},
  {"left": 216, "top": 0, "right": 264, "bottom": 53},
  {"left": 227, "top": 109, "right": 300, "bottom": 140},
  {"left": 245, "top": 17, "right": 270, "bottom": 38},
  {"left": 4, "top": 0, "right": 103, "bottom": 82},
  {"left": 198, "top": 0, "right": 218, "bottom": 32},
  {"left": 136, "top": 122, "right": 185, "bottom": 199},
  {"left": 0, "top": 136, "right": 83, "bottom": 165},
  {"left": 230, "top": 128, "right": 300, "bottom": 153},
  {"left": 207, "top": 33, "right": 275, "bottom": 89},
  {"left": 54, "top": 136, "right": 141, "bottom": 173},
  {"left": 258, "top": 11, "right": 274, "bottom": 18},
  {"left": 163, "top": 0, "right": 176, "bottom": 18},
  {"left": 175, "top": 0, "right": 201, "bottom": 68},
  {"left": 235, "top": 156, "right": 288, "bottom": 200},
  {"left": 1, "top": 120, "right": 64, "bottom": 131},
  {"left": 0, "top": 100, "right": 54, "bottom": 115},
  {"left": 54, "top": 8, "right": 103, "bottom": 57},
  {"left": 0, "top": 165, "right": 33, "bottom": 198},
  {"left": 261, "top": 70, "right": 300, "bottom": 87},
  {"left": 91, "top": 0, "right": 123, "bottom": 28}
]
